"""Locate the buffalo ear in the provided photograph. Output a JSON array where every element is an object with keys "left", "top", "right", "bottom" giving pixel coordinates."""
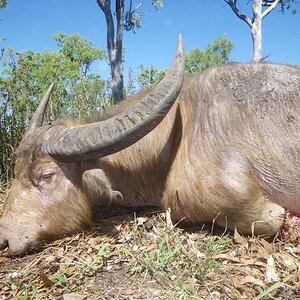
[{"left": 81, "top": 162, "right": 122, "bottom": 204}]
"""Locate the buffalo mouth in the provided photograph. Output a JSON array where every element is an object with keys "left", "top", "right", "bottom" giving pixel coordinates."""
[
  {"left": 0, "top": 233, "right": 39, "bottom": 257},
  {"left": 0, "top": 238, "right": 9, "bottom": 256}
]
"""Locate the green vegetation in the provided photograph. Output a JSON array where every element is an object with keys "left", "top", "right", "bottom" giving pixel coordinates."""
[
  {"left": 131, "top": 225, "right": 182, "bottom": 274},
  {"left": 0, "top": 32, "right": 111, "bottom": 180},
  {"left": 185, "top": 36, "right": 233, "bottom": 74},
  {"left": 132, "top": 36, "right": 233, "bottom": 90}
]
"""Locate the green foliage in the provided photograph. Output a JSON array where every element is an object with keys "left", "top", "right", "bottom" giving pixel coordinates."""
[
  {"left": 96, "top": 243, "right": 112, "bottom": 269},
  {"left": 132, "top": 36, "right": 233, "bottom": 92},
  {"left": 287, "top": 63, "right": 299, "bottom": 68},
  {"left": 277, "top": 0, "right": 297, "bottom": 13},
  {"left": 131, "top": 226, "right": 182, "bottom": 274},
  {"left": 124, "top": 0, "right": 164, "bottom": 32},
  {"left": 203, "top": 233, "right": 230, "bottom": 253},
  {"left": 152, "top": 0, "right": 164, "bottom": 10},
  {"left": 136, "top": 64, "right": 166, "bottom": 89},
  {"left": 185, "top": 36, "right": 233, "bottom": 74},
  {"left": 124, "top": 10, "right": 144, "bottom": 32},
  {"left": 17, "top": 284, "right": 41, "bottom": 300},
  {"left": 0, "top": 32, "right": 111, "bottom": 179},
  {"left": 0, "top": 0, "right": 7, "bottom": 9},
  {"left": 54, "top": 32, "right": 103, "bottom": 66}
]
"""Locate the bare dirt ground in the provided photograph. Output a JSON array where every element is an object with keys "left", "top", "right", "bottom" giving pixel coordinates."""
[{"left": 0, "top": 204, "right": 300, "bottom": 300}]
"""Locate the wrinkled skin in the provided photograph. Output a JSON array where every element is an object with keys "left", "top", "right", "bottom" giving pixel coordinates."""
[{"left": 1, "top": 62, "right": 300, "bottom": 256}]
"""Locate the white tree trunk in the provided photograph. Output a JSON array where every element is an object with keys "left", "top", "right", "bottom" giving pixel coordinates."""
[
  {"left": 97, "top": 0, "right": 124, "bottom": 104},
  {"left": 252, "top": 0, "right": 263, "bottom": 62},
  {"left": 225, "top": 0, "right": 281, "bottom": 62}
]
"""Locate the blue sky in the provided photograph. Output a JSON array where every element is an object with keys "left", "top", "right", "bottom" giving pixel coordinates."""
[{"left": 1, "top": 0, "right": 299, "bottom": 80}]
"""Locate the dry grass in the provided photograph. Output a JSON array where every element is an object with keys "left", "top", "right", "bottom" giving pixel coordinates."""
[{"left": 0, "top": 203, "right": 299, "bottom": 300}]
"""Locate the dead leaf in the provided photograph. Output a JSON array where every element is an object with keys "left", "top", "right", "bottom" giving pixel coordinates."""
[
  {"left": 136, "top": 217, "right": 149, "bottom": 226},
  {"left": 180, "top": 247, "right": 188, "bottom": 255},
  {"left": 44, "top": 255, "right": 57, "bottom": 263},
  {"left": 144, "top": 244, "right": 157, "bottom": 252},
  {"left": 0, "top": 257, "right": 8, "bottom": 264},
  {"left": 259, "top": 239, "right": 272, "bottom": 252},
  {"left": 152, "top": 225, "right": 162, "bottom": 236},
  {"left": 277, "top": 252, "right": 298, "bottom": 271},
  {"left": 39, "top": 272, "right": 54, "bottom": 287},
  {"left": 233, "top": 227, "right": 248, "bottom": 246},
  {"left": 240, "top": 275, "right": 264, "bottom": 287},
  {"left": 265, "top": 255, "right": 279, "bottom": 283},
  {"left": 165, "top": 207, "right": 173, "bottom": 228},
  {"left": 249, "top": 242, "right": 260, "bottom": 252},
  {"left": 241, "top": 258, "right": 266, "bottom": 267},
  {"left": 213, "top": 253, "right": 241, "bottom": 263}
]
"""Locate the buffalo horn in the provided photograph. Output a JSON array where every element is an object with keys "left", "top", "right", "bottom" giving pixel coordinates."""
[
  {"left": 42, "top": 35, "right": 185, "bottom": 162},
  {"left": 27, "top": 83, "right": 54, "bottom": 133}
]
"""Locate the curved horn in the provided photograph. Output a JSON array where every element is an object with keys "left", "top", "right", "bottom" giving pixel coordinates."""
[
  {"left": 27, "top": 83, "right": 54, "bottom": 133},
  {"left": 43, "top": 35, "right": 185, "bottom": 162}
]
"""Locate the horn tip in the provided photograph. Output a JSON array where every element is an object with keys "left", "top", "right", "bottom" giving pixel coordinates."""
[
  {"left": 48, "top": 82, "right": 55, "bottom": 91},
  {"left": 177, "top": 34, "right": 184, "bottom": 55}
]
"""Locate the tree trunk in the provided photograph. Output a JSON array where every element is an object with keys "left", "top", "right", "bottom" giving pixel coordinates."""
[
  {"left": 112, "top": 0, "right": 124, "bottom": 103},
  {"left": 225, "top": 0, "right": 282, "bottom": 63},
  {"left": 110, "top": 58, "right": 124, "bottom": 103},
  {"left": 251, "top": 0, "right": 263, "bottom": 62},
  {"left": 96, "top": 0, "right": 124, "bottom": 104}
]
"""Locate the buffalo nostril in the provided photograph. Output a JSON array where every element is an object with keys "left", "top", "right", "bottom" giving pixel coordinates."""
[{"left": 0, "top": 238, "right": 9, "bottom": 251}]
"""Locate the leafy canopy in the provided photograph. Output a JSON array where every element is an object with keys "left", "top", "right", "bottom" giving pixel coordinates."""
[
  {"left": 124, "top": 0, "right": 164, "bottom": 32},
  {"left": 134, "top": 36, "right": 233, "bottom": 91},
  {"left": 185, "top": 36, "right": 234, "bottom": 74}
]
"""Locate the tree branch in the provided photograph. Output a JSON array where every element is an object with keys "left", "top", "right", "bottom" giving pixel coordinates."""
[
  {"left": 261, "top": 0, "right": 281, "bottom": 18},
  {"left": 224, "top": 0, "right": 253, "bottom": 27},
  {"left": 96, "top": 0, "right": 115, "bottom": 58},
  {"left": 115, "top": 0, "right": 124, "bottom": 57}
]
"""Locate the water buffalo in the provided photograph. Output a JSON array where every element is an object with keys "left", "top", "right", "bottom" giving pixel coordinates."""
[{"left": 0, "top": 37, "right": 299, "bottom": 256}]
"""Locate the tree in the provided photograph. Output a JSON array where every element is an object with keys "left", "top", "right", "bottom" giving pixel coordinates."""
[
  {"left": 96, "top": 0, "right": 163, "bottom": 103},
  {"left": 185, "top": 36, "right": 233, "bottom": 74},
  {"left": 135, "top": 64, "right": 166, "bottom": 89},
  {"left": 0, "top": 33, "right": 110, "bottom": 178},
  {"left": 224, "top": 0, "right": 297, "bottom": 62},
  {"left": 133, "top": 36, "right": 233, "bottom": 91}
]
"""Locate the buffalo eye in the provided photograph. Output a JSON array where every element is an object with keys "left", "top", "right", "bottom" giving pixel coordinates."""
[{"left": 40, "top": 171, "right": 55, "bottom": 181}]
